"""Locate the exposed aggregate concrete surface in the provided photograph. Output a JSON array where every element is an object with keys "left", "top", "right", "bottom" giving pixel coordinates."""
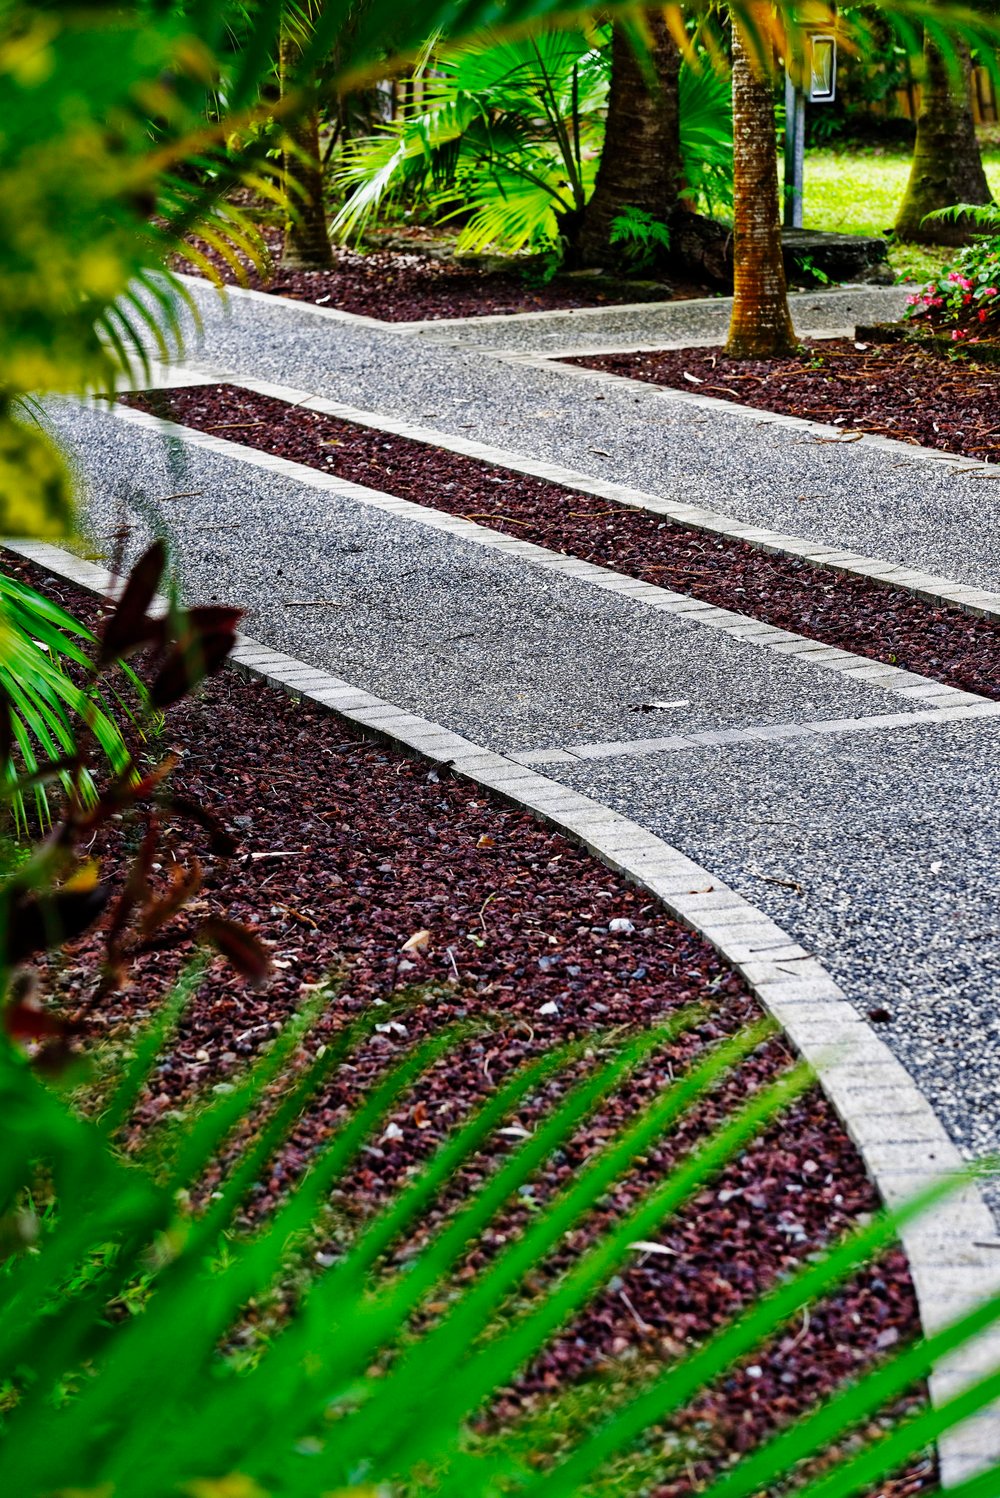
[
  {"left": 162, "top": 277, "right": 1000, "bottom": 595},
  {"left": 48, "top": 277, "right": 1000, "bottom": 1229}
]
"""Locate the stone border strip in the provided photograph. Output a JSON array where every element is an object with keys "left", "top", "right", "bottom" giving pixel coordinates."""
[
  {"left": 512, "top": 699, "right": 1000, "bottom": 766},
  {"left": 505, "top": 347, "right": 1000, "bottom": 491},
  {"left": 151, "top": 368, "right": 1000, "bottom": 628},
  {"left": 98, "top": 399, "right": 987, "bottom": 715},
  {"left": 6, "top": 530, "right": 999, "bottom": 1485}
]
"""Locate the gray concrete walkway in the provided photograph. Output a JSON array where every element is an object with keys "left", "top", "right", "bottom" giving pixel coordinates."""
[
  {"left": 169, "top": 276, "right": 1000, "bottom": 595},
  {"left": 48, "top": 314, "right": 1000, "bottom": 1222}
]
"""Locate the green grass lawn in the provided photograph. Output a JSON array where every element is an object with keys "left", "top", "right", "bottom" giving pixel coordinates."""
[{"left": 798, "top": 141, "right": 1000, "bottom": 283}]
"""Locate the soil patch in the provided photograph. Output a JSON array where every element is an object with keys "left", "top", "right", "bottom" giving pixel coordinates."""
[
  {"left": 6, "top": 553, "right": 934, "bottom": 1496},
  {"left": 177, "top": 226, "right": 708, "bottom": 321},
  {"left": 124, "top": 384, "right": 1000, "bottom": 701},
  {"left": 568, "top": 338, "right": 1000, "bottom": 465}
]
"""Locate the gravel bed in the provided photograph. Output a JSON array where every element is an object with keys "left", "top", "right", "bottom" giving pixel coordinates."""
[
  {"left": 179, "top": 227, "right": 704, "bottom": 321},
  {"left": 125, "top": 384, "right": 1000, "bottom": 700},
  {"left": 8, "top": 555, "right": 934, "bottom": 1496},
  {"left": 568, "top": 340, "right": 1000, "bottom": 466}
]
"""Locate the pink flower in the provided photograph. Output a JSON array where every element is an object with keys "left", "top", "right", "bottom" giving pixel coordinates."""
[
  {"left": 932, "top": 297, "right": 944, "bottom": 307},
  {"left": 951, "top": 328, "right": 967, "bottom": 340},
  {"left": 961, "top": 277, "right": 975, "bottom": 290},
  {"left": 986, "top": 287, "right": 999, "bottom": 296},
  {"left": 948, "top": 271, "right": 963, "bottom": 282},
  {"left": 906, "top": 293, "right": 919, "bottom": 305}
]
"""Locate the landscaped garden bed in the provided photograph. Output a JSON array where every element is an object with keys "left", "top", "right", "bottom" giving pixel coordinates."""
[
  {"left": 124, "top": 384, "right": 1000, "bottom": 698},
  {"left": 567, "top": 339, "right": 1000, "bottom": 465},
  {"left": 179, "top": 227, "right": 709, "bottom": 321},
  {"left": 6, "top": 549, "right": 934, "bottom": 1496}
]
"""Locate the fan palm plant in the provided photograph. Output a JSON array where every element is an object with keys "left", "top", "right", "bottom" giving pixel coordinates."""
[
  {"left": 331, "top": 26, "right": 732, "bottom": 257},
  {"left": 2, "top": 975, "right": 1000, "bottom": 1497}
]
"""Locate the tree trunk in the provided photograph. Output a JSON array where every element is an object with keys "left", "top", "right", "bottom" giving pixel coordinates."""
[
  {"left": 895, "top": 38, "right": 992, "bottom": 245},
  {"left": 279, "top": 30, "right": 333, "bottom": 270},
  {"left": 724, "top": 12, "right": 796, "bottom": 358},
  {"left": 572, "top": 18, "right": 682, "bottom": 268}
]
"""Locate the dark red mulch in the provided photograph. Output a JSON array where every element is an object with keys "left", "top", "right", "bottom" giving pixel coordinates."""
[
  {"left": 569, "top": 338, "right": 1000, "bottom": 465},
  {"left": 124, "top": 384, "right": 1000, "bottom": 701},
  {"left": 177, "top": 225, "right": 706, "bottom": 321},
  {"left": 9, "top": 548, "right": 935, "bottom": 1496}
]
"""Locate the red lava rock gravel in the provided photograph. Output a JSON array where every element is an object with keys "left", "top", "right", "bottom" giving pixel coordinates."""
[
  {"left": 178, "top": 226, "right": 694, "bottom": 321},
  {"left": 126, "top": 383, "right": 1000, "bottom": 701},
  {"left": 7, "top": 549, "right": 935, "bottom": 1496},
  {"left": 570, "top": 338, "right": 1000, "bottom": 465}
]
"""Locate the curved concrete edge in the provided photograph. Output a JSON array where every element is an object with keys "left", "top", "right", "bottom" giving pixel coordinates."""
[
  {"left": 123, "top": 364, "right": 1000, "bottom": 628},
  {"left": 6, "top": 532, "right": 1000, "bottom": 1483}
]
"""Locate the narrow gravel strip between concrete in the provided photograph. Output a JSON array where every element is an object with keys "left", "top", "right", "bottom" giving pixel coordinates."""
[{"left": 7, "top": 531, "right": 999, "bottom": 1487}]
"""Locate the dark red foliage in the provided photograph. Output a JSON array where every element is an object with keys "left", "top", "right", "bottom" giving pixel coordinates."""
[{"left": 125, "top": 384, "right": 1000, "bottom": 700}]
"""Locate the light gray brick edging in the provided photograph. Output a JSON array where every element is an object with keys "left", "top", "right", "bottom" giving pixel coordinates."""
[
  {"left": 92, "top": 401, "right": 991, "bottom": 716},
  {"left": 6, "top": 531, "right": 1000, "bottom": 1484},
  {"left": 147, "top": 366, "right": 1000, "bottom": 629}
]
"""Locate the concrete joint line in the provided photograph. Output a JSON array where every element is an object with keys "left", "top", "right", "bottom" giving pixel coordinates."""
[
  {"left": 157, "top": 365, "right": 1000, "bottom": 631},
  {"left": 103, "top": 401, "right": 988, "bottom": 714},
  {"left": 513, "top": 700, "right": 1000, "bottom": 766},
  {"left": 7, "top": 530, "right": 1000, "bottom": 1485}
]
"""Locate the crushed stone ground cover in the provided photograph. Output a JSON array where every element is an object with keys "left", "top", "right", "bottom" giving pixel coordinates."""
[
  {"left": 568, "top": 340, "right": 1000, "bottom": 466},
  {"left": 6, "top": 549, "right": 936, "bottom": 1496},
  {"left": 124, "top": 385, "right": 1000, "bottom": 700}
]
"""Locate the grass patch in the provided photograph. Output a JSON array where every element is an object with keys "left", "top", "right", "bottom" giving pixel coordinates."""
[{"left": 798, "top": 141, "right": 1000, "bottom": 283}]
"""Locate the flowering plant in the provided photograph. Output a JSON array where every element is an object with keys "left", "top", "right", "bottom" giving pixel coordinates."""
[{"left": 904, "top": 235, "right": 1000, "bottom": 341}]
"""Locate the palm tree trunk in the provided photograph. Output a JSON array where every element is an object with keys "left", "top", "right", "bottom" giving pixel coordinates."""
[
  {"left": 279, "top": 29, "right": 334, "bottom": 270},
  {"left": 573, "top": 18, "right": 682, "bottom": 267},
  {"left": 724, "top": 11, "right": 796, "bottom": 358},
  {"left": 895, "top": 37, "right": 992, "bottom": 244}
]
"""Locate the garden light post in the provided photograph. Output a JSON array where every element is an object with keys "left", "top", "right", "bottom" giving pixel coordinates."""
[{"left": 783, "top": 28, "right": 837, "bottom": 227}]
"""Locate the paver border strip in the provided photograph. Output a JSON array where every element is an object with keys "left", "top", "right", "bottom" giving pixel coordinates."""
[
  {"left": 6, "top": 531, "right": 1000, "bottom": 1484},
  {"left": 133, "top": 365, "right": 1000, "bottom": 628},
  {"left": 85, "top": 398, "right": 996, "bottom": 715}
]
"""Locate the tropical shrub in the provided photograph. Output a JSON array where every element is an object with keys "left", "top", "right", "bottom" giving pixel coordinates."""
[
  {"left": 609, "top": 206, "right": 674, "bottom": 271},
  {"left": 331, "top": 27, "right": 733, "bottom": 256},
  {"left": 0, "top": 566, "right": 145, "bottom": 833},
  {"left": 3, "top": 949, "right": 1000, "bottom": 1495},
  {"left": 904, "top": 205, "right": 1000, "bottom": 340}
]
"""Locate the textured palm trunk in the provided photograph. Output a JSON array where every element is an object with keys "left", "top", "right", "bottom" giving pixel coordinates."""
[
  {"left": 573, "top": 17, "right": 682, "bottom": 267},
  {"left": 724, "top": 13, "right": 796, "bottom": 358},
  {"left": 279, "top": 30, "right": 334, "bottom": 270},
  {"left": 895, "top": 38, "right": 992, "bottom": 244}
]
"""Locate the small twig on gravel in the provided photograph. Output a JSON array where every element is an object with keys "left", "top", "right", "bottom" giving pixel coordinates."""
[{"left": 753, "top": 873, "right": 806, "bottom": 896}]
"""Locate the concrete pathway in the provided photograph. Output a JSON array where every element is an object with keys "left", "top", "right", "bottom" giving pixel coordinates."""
[{"left": 49, "top": 302, "right": 1000, "bottom": 1228}]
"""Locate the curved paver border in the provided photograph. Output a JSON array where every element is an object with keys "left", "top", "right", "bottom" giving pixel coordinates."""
[{"left": 7, "top": 532, "right": 1000, "bottom": 1484}]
